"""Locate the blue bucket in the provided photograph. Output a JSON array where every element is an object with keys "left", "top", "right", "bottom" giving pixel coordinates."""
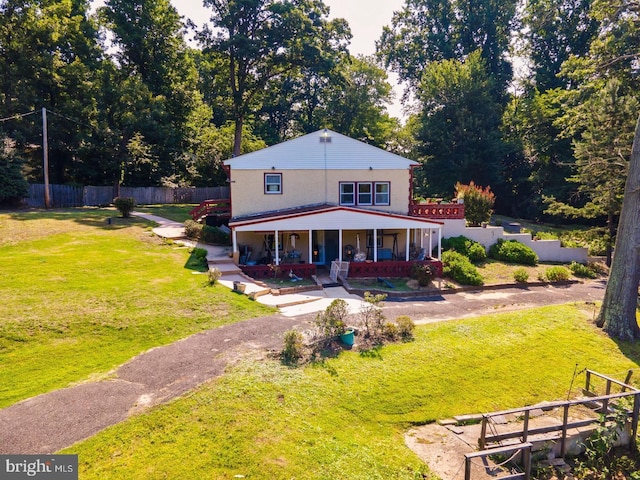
[{"left": 340, "top": 328, "right": 355, "bottom": 346}]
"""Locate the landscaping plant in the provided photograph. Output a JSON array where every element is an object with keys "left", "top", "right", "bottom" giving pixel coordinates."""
[
  {"left": 113, "top": 196, "right": 136, "bottom": 218},
  {"left": 513, "top": 268, "right": 529, "bottom": 283},
  {"left": 440, "top": 235, "right": 487, "bottom": 263},
  {"left": 454, "top": 181, "right": 495, "bottom": 227},
  {"left": 442, "top": 250, "right": 484, "bottom": 285},
  {"left": 542, "top": 266, "right": 571, "bottom": 282},
  {"left": 281, "top": 329, "right": 304, "bottom": 365},
  {"left": 489, "top": 238, "right": 538, "bottom": 266}
]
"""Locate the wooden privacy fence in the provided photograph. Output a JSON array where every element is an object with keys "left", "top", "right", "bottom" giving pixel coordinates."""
[{"left": 26, "top": 185, "right": 229, "bottom": 208}]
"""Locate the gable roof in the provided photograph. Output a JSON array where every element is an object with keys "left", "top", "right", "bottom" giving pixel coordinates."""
[{"left": 223, "top": 129, "right": 419, "bottom": 170}]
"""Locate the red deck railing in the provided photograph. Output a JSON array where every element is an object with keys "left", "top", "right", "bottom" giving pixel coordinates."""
[
  {"left": 347, "top": 259, "right": 443, "bottom": 278},
  {"left": 190, "top": 199, "right": 231, "bottom": 222},
  {"left": 409, "top": 202, "right": 465, "bottom": 220}
]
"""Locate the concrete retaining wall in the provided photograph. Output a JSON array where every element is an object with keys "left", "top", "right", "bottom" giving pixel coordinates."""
[{"left": 440, "top": 219, "right": 588, "bottom": 263}]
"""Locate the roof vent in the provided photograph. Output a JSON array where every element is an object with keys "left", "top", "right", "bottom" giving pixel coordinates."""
[{"left": 319, "top": 130, "right": 331, "bottom": 143}]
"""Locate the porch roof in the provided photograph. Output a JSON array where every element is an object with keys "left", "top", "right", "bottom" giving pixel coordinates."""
[{"left": 229, "top": 204, "right": 443, "bottom": 232}]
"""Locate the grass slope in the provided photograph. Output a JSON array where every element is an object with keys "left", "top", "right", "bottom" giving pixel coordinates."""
[
  {"left": 0, "top": 209, "right": 273, "bottom": 408},
  {"left": 65, "top": 304, "right": 640, "bottom": 479}
]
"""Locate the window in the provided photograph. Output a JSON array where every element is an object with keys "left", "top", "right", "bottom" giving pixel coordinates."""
[
  {"left": 375, "top": 182, "right": 390, "bottom": 205},
  {"left": 340, "top": 182, "right": 355, "bottom": 205},
  {"left": 265, "top": 173, "right": 282, "bottom": 194},
  {"left": 340, "top": 181, "right": 390, "bottom": 206},
  {"left": 358, "top": 183, "right": 372, "bottom": 205}
]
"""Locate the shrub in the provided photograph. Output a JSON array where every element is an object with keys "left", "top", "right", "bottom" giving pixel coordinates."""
[
  {"left": 359, "top": 292, "right": 387, "bottom": 339},
  {"left": 282, "top": 330, "right": 304, "bottom": 364},
  {"left": 442, "top": 250, "right": 484, "bottom": 286},
  {"left": 411, "top": 263, "right": 435, "bottom": 287},
  {"left": 382, "top": 322, "right": 399, "bottom": 340},
  {"left": 201, "top": 224, "right": 230, "bottom": 245},
  {"left": 395, "top": 316, "right": 415, "bottom": 341},
  {"left": 588, "top": 261, "right": 608, "bottom": 275},
  {"left": 569, "top": 262, "right": 597, "bottom": 279},
  {"left": 544, "top": 266, "right": 570, "bottom": 282},
  {"left": 113, "top": 196, "right": 136, "bottom": 218},
  {"left": 184, "top": 219, "right": 203, "bottom": 239},
  {"left": 455, "top": 181, "right": 496, "bottom": 226},
  {"left": 440, "top": 235, "right": 487, "bottom": 263},
  {"left": 489, "top": 239, "right": 538, "bottom": 266},
  {"left": 0, "top": 137, "right": 29, "bottom": 204},
  {"left": 207, "top": 267, "right": 222, "bottom": 285},
  {"left": 513, "top": 268, "right": 529, "bottom": 283},
  {"left": 315, "top": 299, "right": 350, "bottom": 339}
]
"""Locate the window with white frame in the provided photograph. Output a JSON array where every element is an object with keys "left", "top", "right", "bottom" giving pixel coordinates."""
[
  {"left": 264, "top": 173, "right": 282, "bottom": 194},
  {"left": 358, "top": 182, "right": 373, "bottom": 205},
  {"left": 375, "top": 182, "right": 390, "bottom": 205},
  {"left": 340, "top": 182, "right": 355, "bottom": 205}
]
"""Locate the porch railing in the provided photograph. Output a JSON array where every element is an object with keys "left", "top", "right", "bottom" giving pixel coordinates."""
[
  {"left": 409, "top": 202, "right": 465, "bottom": 220},
  {"left": 190, "top": 199, "right": 231, "bottom": 222}
]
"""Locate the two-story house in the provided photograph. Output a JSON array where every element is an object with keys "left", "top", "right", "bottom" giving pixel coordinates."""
[{"left": 222, "top": 129, "right": 444, "bottom": 279}]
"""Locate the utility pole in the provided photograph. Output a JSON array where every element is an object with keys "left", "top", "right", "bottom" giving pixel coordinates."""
[{"left": 42, "top": 107, "right": 51, "bottom": 209}]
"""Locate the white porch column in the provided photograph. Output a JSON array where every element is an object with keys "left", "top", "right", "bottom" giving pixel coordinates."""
[
  {"left": 405, "top": 229, "right": 410, "bottom": 261},
  {"left": 373, "top": 229, "right": 378, "bottom": 262},
  {"left": 339, "top": 229, "right": 343, "bottom": 262},
  {"left": 275, "top": 230, "right": 280, "bottom": 265},
  {"left": 437, "top": 227, "right": 442, "bottom": 260},
  {"left": 428, "top": 229, "right": 432, "bottom": 257},
  {"left": 308, "top": 229, "right": 313, "bottom": 264},
  {"left": 232, "top": 228, "right": 238, "bottom": 255}
]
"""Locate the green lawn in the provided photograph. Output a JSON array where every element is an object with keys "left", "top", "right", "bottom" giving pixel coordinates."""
[
  {"left": 134, "top": 204, "right": 197, "bottom": 223},
  {"left": 64, "top": 304, "right": 640, "bottom": 479},
  {"left": 0, "top": 208, "right": 273, "bottom": 408}
]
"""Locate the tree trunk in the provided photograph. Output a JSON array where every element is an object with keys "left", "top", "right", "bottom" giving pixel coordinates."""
[
  {"left": 233, "top": 116, "right": 243, "bottom": 158},
  {"left": 595, "top": 114, "right": 640, "bottom": 341}
]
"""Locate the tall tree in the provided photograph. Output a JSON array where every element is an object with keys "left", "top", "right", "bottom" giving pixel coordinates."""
[
  {"left": 199, "top": 0, "right": 350, "bottom": 157},
  {"left": 377, "top": 0, "right": 517, "bottom": 99},
  {"left": 595, "top": 113, "right": 640, "bottom": 341},
  {"left": 414, "top": 51, "right": 505, "bottom": 198}
]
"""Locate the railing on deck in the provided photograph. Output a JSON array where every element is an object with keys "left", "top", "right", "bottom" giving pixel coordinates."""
[
  {"left": 190, "top": 199, "right": 231, "bottom": 221},
  {"left": 409, "top": 202, "right": 465, "bottom": 220},
  {"left": 345, "top": 259, "right": 443, "bottom": 278}
]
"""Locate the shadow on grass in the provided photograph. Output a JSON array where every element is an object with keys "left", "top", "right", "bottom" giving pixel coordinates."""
[
  {"left": 184, "top": 251, "right": 208, "bottom": 272},
  {"left": 7, "top": 208, "right": 152, "bottom": 231},
  {"left": 359, "top": 345, "right": 384, "bottom": 360}
]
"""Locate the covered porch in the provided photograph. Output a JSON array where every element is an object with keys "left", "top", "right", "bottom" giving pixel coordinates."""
[{"left": 229, "top": 205, "right": 444, "bottom": 279}]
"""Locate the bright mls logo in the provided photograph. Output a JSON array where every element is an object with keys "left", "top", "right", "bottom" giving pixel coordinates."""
[{"left": 0, "top": 455, "right": 78, "bottom": 479}]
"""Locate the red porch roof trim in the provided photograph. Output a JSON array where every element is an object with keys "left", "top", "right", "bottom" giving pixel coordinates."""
[{"left": 229, "top": 204, "right": 444, "bottom": 228}]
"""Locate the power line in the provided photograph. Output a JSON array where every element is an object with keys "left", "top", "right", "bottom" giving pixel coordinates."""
[{"left": 0, "top": 110, "right": 38, "bottom": 122}]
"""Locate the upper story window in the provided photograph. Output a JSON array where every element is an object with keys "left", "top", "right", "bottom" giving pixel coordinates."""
[
  {"left": 340, "top": 181, "right": 390, "bottom": 206},
  {"left": 358, "top": 183, "right": 372, "bottom": 205},
  {"left": 340, "top": 182, "right": 355, "bottom": 205},
  {"left": 265, "top": 173, "right": 282, "bottom": 194},
  {"left": 375, "top": 182, "right": 390, "bottom": 205}
]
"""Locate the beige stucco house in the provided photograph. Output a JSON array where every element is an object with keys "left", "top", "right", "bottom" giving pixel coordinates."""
[{"left": 222, "top": 129, "right": 445, "bottom": 277}]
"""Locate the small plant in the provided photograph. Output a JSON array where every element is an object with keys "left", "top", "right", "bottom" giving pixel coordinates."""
[
  {"left": 569, "top": 261, "right": 597, "bottom": 279},
  {"left": 359, "top": 292, "right": 387, "bottom": 339},
  {"left": 543, "top": 266, "right": 570, "bottom": 282},
  {"left": 489, "top": 239, "right": 538, "bottom": 266},
  {"left": 383, "top": 322, "right": 399, "bottom": 340},
  {"left": 411, "top": 263, "right": 435, "bottom": 287},
  {"left": 395, "top": 316, "right": 415, "bottom": 341},
  {"left": 513, "top": 268, "right": 529, "bottom": 283},
  {"left": 184, "top": 219, "right": 203, "bottom": 239},
  {"left": 113, "top": 196, "right": 136, "bottom": 218},
  {"left": 442, "top": 250, "right": 484, "bottom": 286},
  {"left": 282, "top": 329, "right": 304, "bottom": 365},
  {"left": 315, "top": 299, "right": 350, "bottom": 340},
  {"left": 207, "top": 267, "right": 222, "bottom": 285}
]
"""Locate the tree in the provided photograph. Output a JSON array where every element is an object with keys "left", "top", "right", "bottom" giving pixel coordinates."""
[
  {"left": 0, "top": 136, "right": 29, "bottom": 204},
  {"left": 199, "top": 0, "right": 350, "bottom": 157},
  {"left": 414, "top": 51, "right": 505, "bottom": 198},
  {"left": 377, "top": 0, "right": 517, "bottom": 99},
  {"left": 595, "top": 113, "right": 640, "bottom": 341}
]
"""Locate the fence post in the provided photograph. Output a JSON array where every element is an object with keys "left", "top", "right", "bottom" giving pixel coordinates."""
[
  {"left": 464, "top": 455, "right": 472, "bottom": 480},
  {"left": 479, "top": 416, "right": 487, "bottom": 450},
  {"left": 560, "top": 404, "right": 569, "bottom": 457},
  {"left": 632, "top": 393, "right": 640, "bottom": 450},
  {"left": 522, "top": 410, "right": 530, "bottom": 443},
  {"left": 523, "top": 444, "right": 532, "bottom": 480}
]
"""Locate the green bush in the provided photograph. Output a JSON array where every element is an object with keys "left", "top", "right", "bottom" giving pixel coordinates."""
[
  {"left": 569, "top": 262, "right": 597, "bottom": 279},
  {"left": 544, "top": 266, "right": 570, "bottom": 282},
  {"left": 315, "top": 299, "right": 350, "bottom": 339},
  {"left": 442, "top": 250, "right": 484, "bottom": 286},
  {"left": 282, "top": 330, "right": 304, "bottom": 364},
  {"left": 513, "top": 268, "right": 529, "bottom": 283},
  {"left": 0, "top": 137, "right": 29, "bottom": 204},
  {"left": 184, "top": 220, "right": 203, "bottom": 239},
  {"left": 201, "top": 225, "right": 230, "bottom": 245},
  {"left": 395, "top": 316, "right": 415, "bottom": 341},
  {"left": 382, "top": 322, "right": 399, "bottom": 340},
  {"left": 440, "top": 236, "right": 487, "bottom": 263},
  {"left": 489, "top": 239, "right": 538, "bottom": 266},
  {"left": 113, "top": 196, "right": 136, "bottom": 218}
]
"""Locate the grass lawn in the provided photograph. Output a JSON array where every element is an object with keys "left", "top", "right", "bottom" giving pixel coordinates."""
[
  {"left": 0, "top": 208, "right": 274, "bottom": 408},
  {"left": 134, "top": 204, "right": 197, "bottom": 223},
  {"left": 63, "top": 304, "right": 640, "bottom": 479}
]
